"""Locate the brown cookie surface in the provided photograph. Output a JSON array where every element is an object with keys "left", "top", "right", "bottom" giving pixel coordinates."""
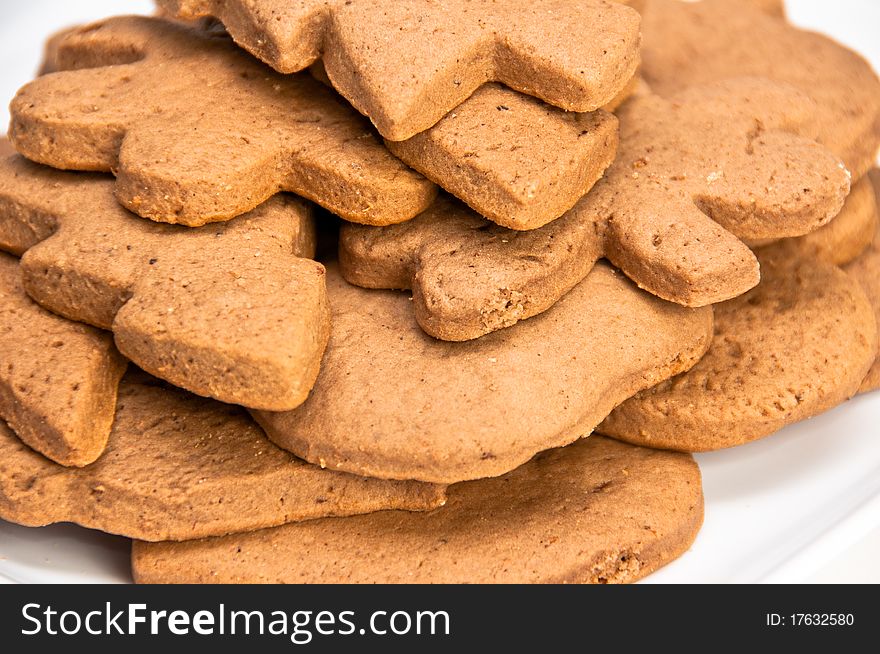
[
  {"left": 253, "top": 262, "right": 713, "bottom": 484},
  {"left": 132, "top": 436, "right": 702, "bottom": 584},
  {"left": 748, "top": 175, "right": 879, "bottom": 266},
  {"left": 602, "top": 72, "right": 642, "bottom": 113},
  {"left": 342, "top": 79, "right": 849, "bottom": 341},
  {"left": 157, "top": 0, "right": 641, "bottom": 141},
  {"left": 0, "top": 374, "right": 446, "bottom": 542},
  {"left": 600, "top": 247, "right": 877, "bottom": 451},
  {"left": 307, "top": 61, "right": 623, "bottom": 232},
  {"left": 0, "top": 142, "right": 329, "bottom": 411},
  {"left": 845, "top": 170, "right": 880, "bottom": 393},
  {"left": 640, "top": 0, "right": 880, "bottom": 179},
  {"left": 387, "top": 84, "right": 619, "bottom": 231},
  {"left": 9, "top": 16, "right": 436, "bottom": 226},
  {"left": 0, "top": 253, "right": 127, "bottom": 467},
  {"left": 743, "top": 0, "right": 786, "bottom": 18}
]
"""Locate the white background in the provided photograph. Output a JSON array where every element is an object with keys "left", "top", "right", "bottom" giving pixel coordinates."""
[{"left": 0, "top": 0, "right": 879, "bottom": 583}]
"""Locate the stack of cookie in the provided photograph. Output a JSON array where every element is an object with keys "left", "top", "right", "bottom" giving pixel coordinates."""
[{"left": 0, "top": 0, "right": 877, "bottom": 584}]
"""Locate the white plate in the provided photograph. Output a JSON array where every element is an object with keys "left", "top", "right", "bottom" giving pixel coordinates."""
[
  {"left": 647, "top": 394, "right": 880, "bottom": 583},
  {"left": 1, "top": 0, "right": 879, "bottom": 584}
]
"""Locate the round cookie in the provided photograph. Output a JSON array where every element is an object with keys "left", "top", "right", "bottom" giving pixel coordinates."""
[
  {"left": 845, "top": 170, "right": 880, "bottom": 393},
  {"left": 640, "top": 0, "right": 880, "bottom": 179},
  {"left": 0, "top": 374, "right": 445, "bottom": 542},
  {"left": 254, "top": 262, "right": 713, "bottom": 484},
  {"left": 132, "top": 436, "right": 704, "bottom": 584},
  {"left": 600, "top": 246, "right": 877, "bottom": 451}
]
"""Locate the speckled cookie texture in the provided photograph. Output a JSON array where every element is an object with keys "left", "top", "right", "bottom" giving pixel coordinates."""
[
  {"left": 0, "top": 141, "right": 329, "bottom": 411},
  {"left": 156, "top": 0, "right": 641, "bottom": 141},
  {"left": 750, "top": 175, "right": 879, "bottom": 266},
  {"left": 386, "top": 84, "right": 619, "bottom": 231},
  {"left": 600, "top": 246, "right": 878, "bottom": 452},
  {"left": 253, "top": 262, "right": 713, "bottom": 484},
  {"left": 601, "top": 70, "right": 641, "bottom": 112},
  {"left": 341, "top": 78, "right": 850, "bottom": 341},
  {"left": 0, "top": 374, "right": 446, "bottom": 542},
  {"left": 308, "top": 60, "right": 624, "bottom": 231},
  {"left": 0, "top": 253, "right": 127, "bottom": 467},
  {"left": 9, "top": 16, "right": 436, "bottom": 227},
  {"left": 132, "top": 436, "right": 703, "bottom": 584},
  {"left": 640, "top": 0, "right": 880, "bottom": 180},
  {"left": 845, "top": 170, "right": 880, "bottom": 393}
]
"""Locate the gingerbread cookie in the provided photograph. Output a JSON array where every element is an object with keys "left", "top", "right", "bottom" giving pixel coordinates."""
[
  {"left": 309, "top": 60, "right": 623, "bottom": 231},
  {"left": 845, "top": 170, "right": 880, "bottom": 393},
  {"left": 0, "top": 373, "right": 446, "bottom": 542},
  {"left": 132, "top": 436, "right": 703, "bottom": 584},
  {"left": 601, "top": 72, "right": 642, "bottom": 112},
  {"left": 0, "top": 253, "right": 127, "bottom": 467},
  {"left": 10, "top": 16, "right": 436, "bottom": 227},
  {"left": 0, "top": 141, "right": 329, "bottom": 411},
  {"left": 156, "top": 0, "right": 641, "bottom": 141},
  {"left": 308, "top": 56, "right": 640, "bottom": 115},
  {"left": 386, "top": 84, "right": 619, "bottom": 231},
  {"left": 342, "top": 79, "right": 849, "bottom": 341},
  {"left": 36, "top": 26, "right": 71, "bottom": 76},
  {"left": 640, "top": 0, "right": 880, "bottom": 179},
  {"left": 600, "top": 246, "right": 877, "bottom": 452},
  {"left": 253, "top": 262, "right": 712, "bottom": 484},
  {"left": 750, "top": 175, "right": 879, "bottom": 266}
]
